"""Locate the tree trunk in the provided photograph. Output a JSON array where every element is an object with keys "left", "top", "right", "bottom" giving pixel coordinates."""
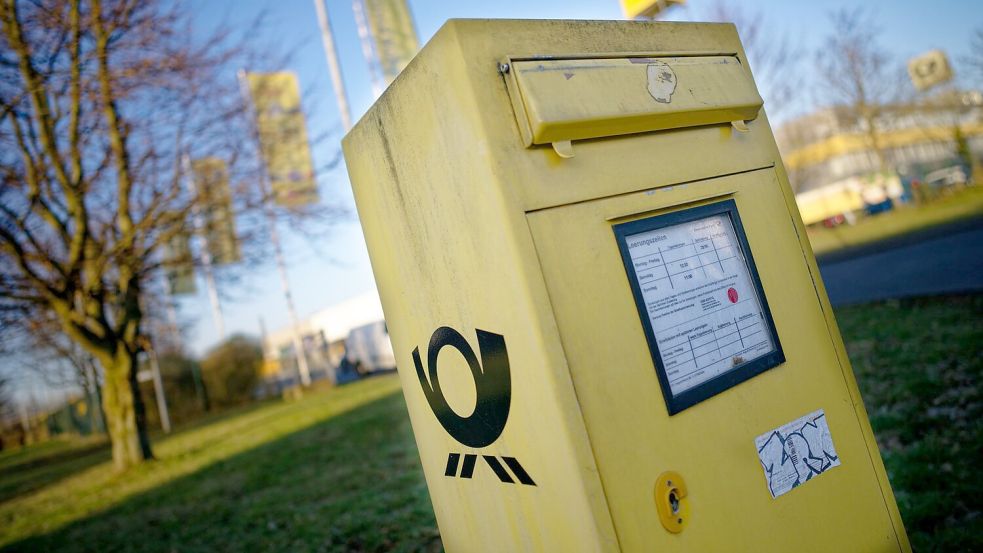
[
  {"left": 861, "top": 109, "right": 888, "bottom": 173},
  {"left": 99, "top": 347, "right": 153, "bottom": 470}
]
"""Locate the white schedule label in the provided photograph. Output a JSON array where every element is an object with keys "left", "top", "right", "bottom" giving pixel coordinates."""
[{"left": 624, "top": 214, "right": 776, "bottom": 396}]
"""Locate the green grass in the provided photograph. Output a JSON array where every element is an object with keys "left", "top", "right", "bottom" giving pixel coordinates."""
[
  {"left": 0, "top": 296, "right": 979, "bottom": 552},
  {"left": 0, "top": 434, "right": 109, "bottom": 504},
  {"left": 807, "top": 186, "right": 983, "bottom": 256},
  {"left": 0, "top": 375, "right": 439, "bottom": 552},
  {"left": 836, "top": 295, "right": 982, "bottom": 552}
]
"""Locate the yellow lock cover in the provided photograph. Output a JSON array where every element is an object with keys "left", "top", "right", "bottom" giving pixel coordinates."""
[
  {"left": 654, "top": 471, "right": 689, "bottom": 534},
  {"left": 343, "top": 19, "right": 909, "bottom": 552}
]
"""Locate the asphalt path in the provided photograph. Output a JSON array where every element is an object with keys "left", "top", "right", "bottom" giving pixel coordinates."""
[{"left": 816, "top": 217, "right": 983, "bottom": 306}]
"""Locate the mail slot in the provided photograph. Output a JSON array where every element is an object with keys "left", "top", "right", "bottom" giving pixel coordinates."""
[
  {"left": 343, "top": 19, "right": 910, "bottom": 553},
  {"left": 509, "top": 56, "right": 763, "bottom": 148}
]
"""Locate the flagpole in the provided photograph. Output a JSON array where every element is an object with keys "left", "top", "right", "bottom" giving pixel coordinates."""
[
  {"left": 350, "top": 0, "right": 386, "bottom": 99},
  {"left": 314, "top": 0, "right": 354, "bottom": 130},
  {"left": 265, "top": 192, "right": 312, "bottom": 387},
  {"left": 162, "top": 278, "right": 182, "bottom": 350},
  {"left": 183, "top": 153, "right": 226, "bottom": 341},
  {"left": 147, "top": 344, "right": 171, "bottom": 433},
  {"left": 237, "top": 70, "right": 312, "bottom": 388},
  {"left": 137, "top": 291, "right": 172, "bottom": 434},
  {"left": 161, "top": 274, "right": 208, "bottom": 410}
]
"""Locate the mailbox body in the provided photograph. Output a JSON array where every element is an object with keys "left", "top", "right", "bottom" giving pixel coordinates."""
[{"left": 343, "top": 19, "right": 909, "bottom": 553}]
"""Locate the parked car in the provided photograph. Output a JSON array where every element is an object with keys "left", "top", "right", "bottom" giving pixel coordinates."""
[{"left": 924, "top": 165, "right": 968, "bottom": 190}]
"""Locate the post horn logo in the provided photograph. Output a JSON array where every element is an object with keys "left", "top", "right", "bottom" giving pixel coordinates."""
[{"left": 412, "top": 327, "right": 535, "bottom": 486}]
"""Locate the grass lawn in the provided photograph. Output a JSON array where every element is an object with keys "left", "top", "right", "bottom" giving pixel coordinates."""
[
  {"left": 0, "top": 375, "right": 439, "bottom": 553},
  {"left": 836, "top": 294, "right": 982, "bottom": 552},
  {"left": 0, "top": 434, "right": 109, "bottom": 505},
  {"left": 0, "top": 296, "right": 980, "bottom": 552},
  {"left": 807, "top": 186, "right": 983, "bottom": 256}
]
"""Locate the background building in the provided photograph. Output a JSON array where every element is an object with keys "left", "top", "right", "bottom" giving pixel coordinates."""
[
  {"left": 776, "top": 90, "right": 983, "bottom": 195},
  {"left": 776, "top": 90, "right": 983, "bottom": 226},
  {"left": 262, "top": 291, "right": 389, "bottom": 389}
]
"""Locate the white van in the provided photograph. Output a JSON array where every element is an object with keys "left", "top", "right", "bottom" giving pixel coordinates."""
[{"left": 342, "top": 321, "right": 396, "bottom": 375}]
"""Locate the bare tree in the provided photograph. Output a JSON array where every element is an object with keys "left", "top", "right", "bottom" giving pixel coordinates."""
[
  {"left": 10, "top": 312, "right": 106, "bottom": 430},
  {"left": 0, "top": 0, "right": 325, "bottom": 469},
  {"left": 814, "top": 9, "right": 901, "bottom": 172},
  {"left": 696, "top": 1, "right": 804, "bottom": 120},
  {"left": 965, "top": 26, "right": 983, "bottom": 86}
]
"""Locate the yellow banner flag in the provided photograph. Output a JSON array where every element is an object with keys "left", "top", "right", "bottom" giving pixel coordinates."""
[
  {"left": 192, "top": 157, "right": 241, "bottom": 265},
  {"left": 245, "top": 72, "right": 318, "bottom": 207},
  {"left": 362, "top": 0, "right": 419, "bottom": 84}
]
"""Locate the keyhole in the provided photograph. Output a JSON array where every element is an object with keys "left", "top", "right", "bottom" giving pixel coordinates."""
[{"left": 669, "top": 491, "right": 680, "bottom": 515}]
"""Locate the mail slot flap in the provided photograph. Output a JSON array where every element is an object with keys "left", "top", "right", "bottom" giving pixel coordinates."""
[{"left": 510, "top": 56, "right": 763, "bottom": 146}]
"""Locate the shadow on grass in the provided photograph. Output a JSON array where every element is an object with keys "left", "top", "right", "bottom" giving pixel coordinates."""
[
  {"left": 0, "top": 399, "right": 297, "bottom": 506},
  {"left": 3, "top": 392, "right": 440, "bottom": 553},
  {"left": 0, "top": 439, "right": 110, "bottom": 504}
]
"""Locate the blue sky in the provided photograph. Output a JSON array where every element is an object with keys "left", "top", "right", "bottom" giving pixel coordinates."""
[{"left": 181, "top": 0, "right": 983, "bottom": 356}]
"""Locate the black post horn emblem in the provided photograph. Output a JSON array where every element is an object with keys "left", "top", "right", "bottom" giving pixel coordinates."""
[
  {"left": 412, "top": 327, "right": 534, "bottom": 486},
  {"left": 412, "top": 327, "right": 511, "bottom": 448}
]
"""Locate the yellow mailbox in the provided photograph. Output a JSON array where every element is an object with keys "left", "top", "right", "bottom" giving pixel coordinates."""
[{"left": 343, "top": 20, "right": 910, "bottom": 552}]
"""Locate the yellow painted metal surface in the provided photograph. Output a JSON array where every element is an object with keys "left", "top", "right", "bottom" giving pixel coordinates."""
[{"left": 343, "top": 19, "right": 909, "bottom": 552}]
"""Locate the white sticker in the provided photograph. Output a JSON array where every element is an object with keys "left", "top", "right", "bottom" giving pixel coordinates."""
[
  {"left": 755, "top": 409, "right": 841, "bottom": 499},
  {"left": 646, "top": 61, "right": 677, "bottom": 104}
]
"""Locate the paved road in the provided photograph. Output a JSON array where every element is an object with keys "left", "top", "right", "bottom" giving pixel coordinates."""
[{"left": 816, "top": 218, "right": 983, "bottom": 306}]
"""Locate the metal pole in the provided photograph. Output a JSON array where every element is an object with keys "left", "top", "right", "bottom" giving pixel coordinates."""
[
  {"left": 138, "top": 290, "right": 173, "bottom": 433},
  {"left": 160, "top": 275, "right": 208, "bottom": 411},
  {"left": 161, "top": 275, "right": 183, "bottom": 350},
  {"left": 266, "top": 202, "right": 312, "bottom": 387},
  {"left": 351, "top": 0, "right": 386, "bottom": 99},
  {"left": 202, "top": 262, "right": 225, "bottom": 340},
  {"left": 236, "top": 71, "right": 313, "bottom": 388},
  {"left": 314, "top": 0, "right": 354, "bottom": 130},
  {"left": 18, "top": 401, "right": 30, "bottom": 439},
  {"left": 182, "top": 154, "right": 226, "bottom": 340},
  {"left": 164, "top": 299, "right": 181, "bottom": 346},
  {"left": 89, "top": 361, "right": 107, "bottom": 432},
  {"left": 147, "top": 345, "right": 171, "bottom": 433}
]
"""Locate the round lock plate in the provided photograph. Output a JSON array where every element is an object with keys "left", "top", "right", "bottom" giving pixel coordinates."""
[{"left": 655, "top": 470, "right": 689, "bottom": 533}]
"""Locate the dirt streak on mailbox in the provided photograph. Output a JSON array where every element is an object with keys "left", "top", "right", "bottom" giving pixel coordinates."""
[{"left": 343, "top": 19, "right": 910, "bottom": 553}]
